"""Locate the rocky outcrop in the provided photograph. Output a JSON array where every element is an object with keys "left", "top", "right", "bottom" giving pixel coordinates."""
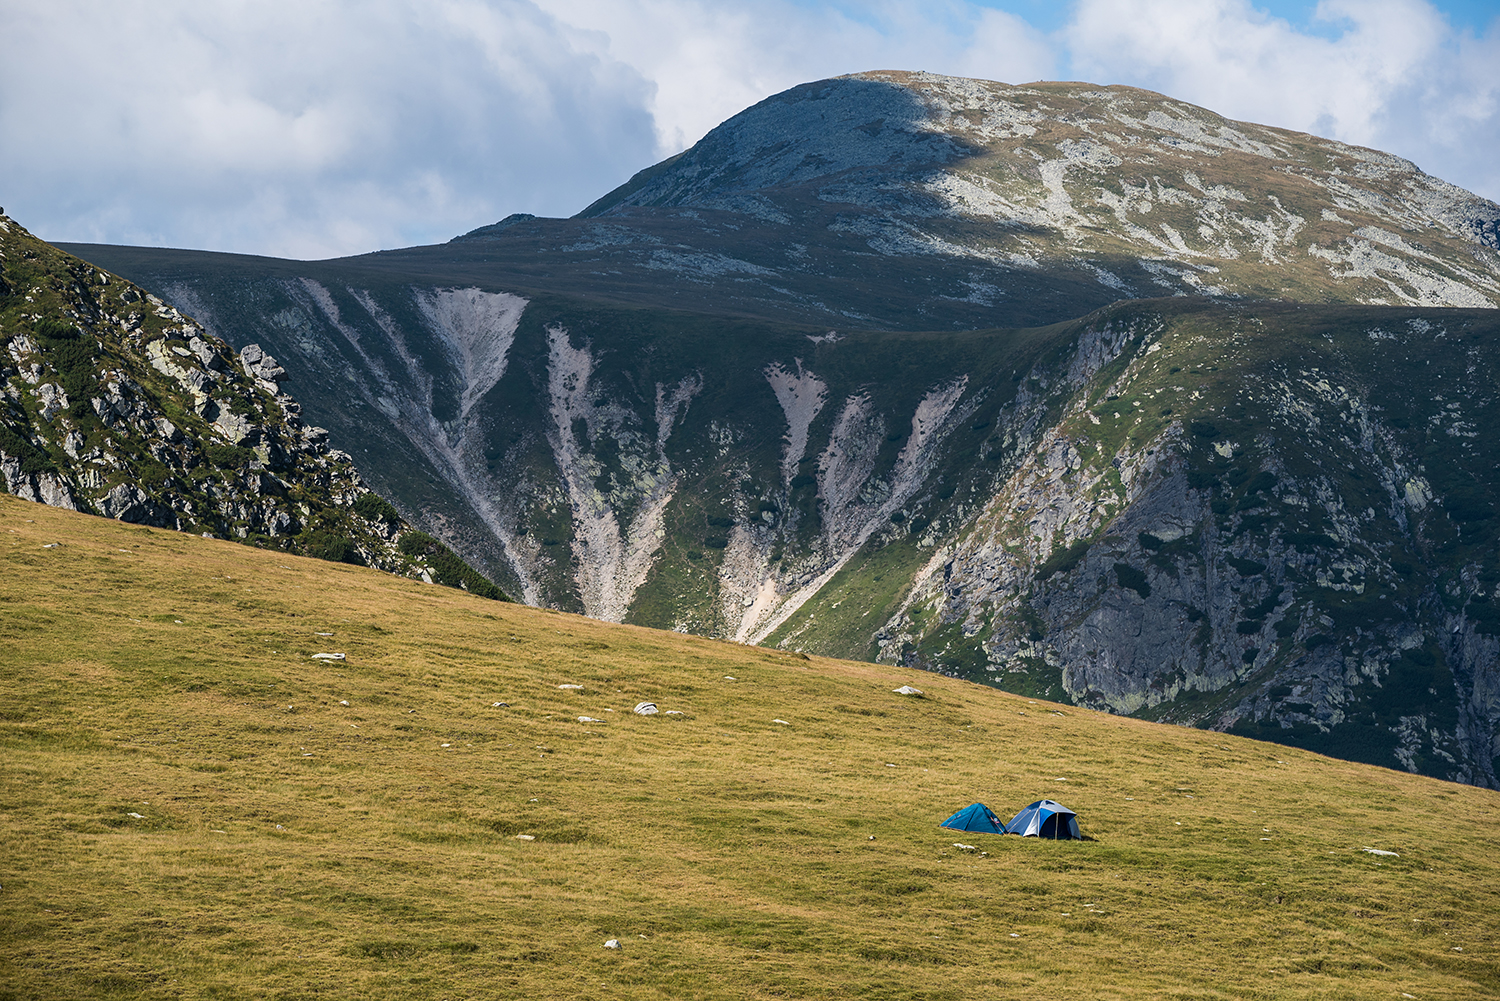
[
  {"left": 875, "top": 301, "right": 1500, "bottom": 787},
  {"left": 0, "top": 212, "right": 504, "bottom": 597}
]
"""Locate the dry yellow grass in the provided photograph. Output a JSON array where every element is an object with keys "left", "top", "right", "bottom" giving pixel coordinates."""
[{"left": 1, "top": 493, "right": 1497, "bottom": 999}]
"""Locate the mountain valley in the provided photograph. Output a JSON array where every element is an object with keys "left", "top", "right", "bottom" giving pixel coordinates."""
[{"left": 29, "top": 70, "right": 1500, "bottom": 786}]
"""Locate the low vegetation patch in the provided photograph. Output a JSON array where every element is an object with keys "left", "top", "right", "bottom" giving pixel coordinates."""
[{"left": 1, "top": 495, "right": 1496, "bottom": 1000}]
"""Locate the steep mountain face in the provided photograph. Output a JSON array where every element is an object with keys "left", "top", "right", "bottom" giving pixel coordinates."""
[
  {"left": 871, "top": 301, "right": 1500, "bottom": 787},
  {"left": 0, "top": 212, "right": 503, "bottom": 596},
  {"left": 57, "top": 72, "right": 1500, "bottom": 785}
]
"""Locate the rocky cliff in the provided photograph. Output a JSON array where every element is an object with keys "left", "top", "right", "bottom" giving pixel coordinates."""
[
  {"left": 874, "top": 300, "right": 1500, "bottom": 786},
  {"left": 0, "top": 211, "right": 504, "bottom": 597}
]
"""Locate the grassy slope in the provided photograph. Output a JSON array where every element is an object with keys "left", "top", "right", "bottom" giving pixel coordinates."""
[{"left": 1, "top": 493, "right": 1497, "bottom": 1001}]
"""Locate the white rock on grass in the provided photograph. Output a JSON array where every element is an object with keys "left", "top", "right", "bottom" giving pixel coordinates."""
[
  {"left": 1362, "top": 847, "right": 1400, "bottom": 857},
  {"left": 311, "top": 653, "right": 345, "bottom": 661},
  {"left": 634, "top": 702, "right": 660, "bottom": 715},
  {"left": 558, "top": 684, "right": 584, "bottom": 690},
  {"left": 604, "top": 939, "right": 621, "bottom": 950},
  {"left": 578, "top": 716, "right": 603, "bottom": 723},
  {"left": 893, "top": 685, "right": 924, "bottom": 696}
]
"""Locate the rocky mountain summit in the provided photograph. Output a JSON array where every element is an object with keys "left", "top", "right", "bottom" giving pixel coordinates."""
[
  {"left": 0, "top": 211, "right": 504, "bottom": 597},
  {"left": 442, "top": 71, "right": 1500, "bottom": 328},
  {"left": 60, "top": 72, "right": 1500, "bottom": 785}
]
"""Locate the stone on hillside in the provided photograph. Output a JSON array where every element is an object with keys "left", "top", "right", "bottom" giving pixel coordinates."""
[
  {"left": 189, "top": 336, "right": 223, "bottom": 370},
  {"left": 311, "top": 652, "right": 346, "bottom": 661},
  {"left": 240, "top": 343, "right": 287, "bottom": 386},
  {"left": 604, "top": 939, "right": 620, "bottom": 949},
  {"left": 98, "top": 482, "right": 170, "bottom": 526},
  {"left": 633, "top": 701, "right": 659, "bottom": 715},
  {"left": 35, "top": 383, "right": 66, "bottom": 421},
  {"left": 893, "top": 685, "right": 924, "bottom": 696},
  {"left": 213, "top": 409, "right": 257, "bottom": 445}
]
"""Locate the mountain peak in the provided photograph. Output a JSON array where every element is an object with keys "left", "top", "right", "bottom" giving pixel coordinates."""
[{"left": 570, "top": 70, "right": 1499, "bottom": 313}]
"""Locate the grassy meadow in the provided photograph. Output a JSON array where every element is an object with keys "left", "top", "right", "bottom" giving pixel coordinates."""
[{"left": 1, "top": 493, "right": 1497, "bottom": 1000}]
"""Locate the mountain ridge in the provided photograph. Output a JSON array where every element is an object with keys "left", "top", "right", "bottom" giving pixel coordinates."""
[
  {"left": 0, "top": 211, "right": 505, "bottom": 597},
  {"left": 45, "top": 71, "right": 1500, "bottom": 786}
]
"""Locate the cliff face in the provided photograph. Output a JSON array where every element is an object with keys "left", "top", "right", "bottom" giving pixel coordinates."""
[
  {"left": 0, "top": 212, "right": 502, "bottom": 595},
  {"left": 878, "top": 302, "right": 1500, "bottom": 786}
]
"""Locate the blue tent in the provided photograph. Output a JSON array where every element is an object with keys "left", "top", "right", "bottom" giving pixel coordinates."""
[
  {"left": 939, "top": 802, "right": 1004, "bottom": 834},
  {"left": 1004, "top": 800, "right": 1082, "bottom": 839}
]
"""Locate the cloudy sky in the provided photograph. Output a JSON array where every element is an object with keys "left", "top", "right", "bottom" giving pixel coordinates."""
[{"left": 3, "top": 0, "right": 1496, "bottom": 259}]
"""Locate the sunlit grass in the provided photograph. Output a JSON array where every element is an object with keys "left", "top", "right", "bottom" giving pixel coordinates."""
[{"left": 1, "top": 493, "right": 1496, "bottom": 999}]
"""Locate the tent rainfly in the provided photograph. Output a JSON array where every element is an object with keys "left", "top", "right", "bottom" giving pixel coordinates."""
[
  {"left": 1004, "top": 799, "right": 1081, "bottom": 839},
  {"left": 939, "top": 802, "right": 1005, "bottom": 834}
]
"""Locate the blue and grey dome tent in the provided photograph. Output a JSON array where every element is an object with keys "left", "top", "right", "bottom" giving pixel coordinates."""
[
  {"left": 939, "top": 802, "right": 1005, "bottom": 834},
  {"left": 1004, "top": 800, "right": 1081, "bottom": 839}
]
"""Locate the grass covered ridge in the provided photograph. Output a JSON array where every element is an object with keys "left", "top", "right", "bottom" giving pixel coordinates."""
[{"left": 1, "top": 494, "right": 1497, "bottom": 1000}]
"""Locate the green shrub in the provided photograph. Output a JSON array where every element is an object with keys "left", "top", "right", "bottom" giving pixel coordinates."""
[
  {"left": 1226, "top": 555, "right": 1265, "bottom": 576},
  {"left": 353, "top": 492, "right": 401, "bottom": 526},
  {"left": 398, "top": 530, "right": 437, "bottom": 556},
  {"left": 0, "top": 423, "right": 54, "bottom": 474},
  {"left": 1114, "top": 562, "right": 1151, "bottom": 598},
  {"left": 1036, "top": 538, "right": 1090, "bottom": 580},
  {"left": 1285, "top": 532, "right": 1337, "bottom": 552},
  {"left": 204, "top": 443, "right": 255, "bottom": 469},
  {"left": 397, "top": 531, "right": 507, "bottom": 600},
  {"left": 304, "top": 531, "right": 361, "bottom": 565},
  {"left": 137, "top": 462, "right": 170, "bottom": 490}
]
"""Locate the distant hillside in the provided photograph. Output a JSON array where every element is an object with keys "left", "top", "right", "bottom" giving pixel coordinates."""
[
  {"left": 0, "top": 211, "right": 504, "bottom": 598},
  {"left": 2, "top": 495, "right": 1497, "bottom": 1000}
]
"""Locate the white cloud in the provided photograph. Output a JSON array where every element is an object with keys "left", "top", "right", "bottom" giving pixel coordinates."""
[
  {"left": 0, "top": 0, "right": 1492, "bottom": 258},
  {"left": 533, "top": 0, "right": 1055, "bottom": 156},
  {"left": 0, "top": 0, "right": 662, "bottom": 257},
  {"left": 1064, "top": 0, "right": 1500, "bottom": 202}
]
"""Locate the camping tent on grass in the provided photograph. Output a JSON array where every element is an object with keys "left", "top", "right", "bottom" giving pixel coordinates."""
[
  {"left": 939, "top": 802, "right": 1004, "bottom": 834},
  {"left": 1005, "top": 800, "right": 1081, "bottom": 839}
]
